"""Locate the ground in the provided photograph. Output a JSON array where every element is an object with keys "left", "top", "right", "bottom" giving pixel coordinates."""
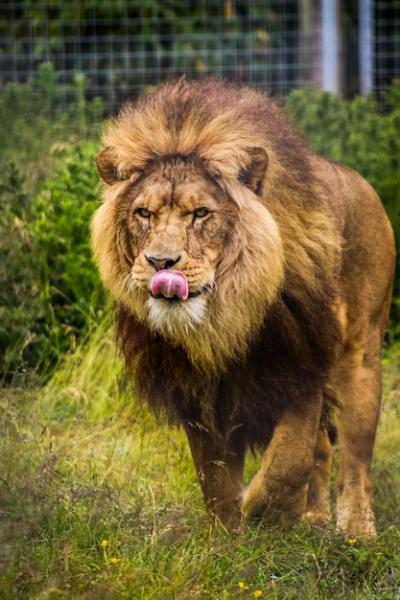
[{"left": 0, "top": 325, "right": 399, "bottom": 599}]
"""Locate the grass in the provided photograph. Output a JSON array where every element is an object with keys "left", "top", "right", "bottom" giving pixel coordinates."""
[{"left": 0, "top": 324, "right": 399, "bottom": 599}]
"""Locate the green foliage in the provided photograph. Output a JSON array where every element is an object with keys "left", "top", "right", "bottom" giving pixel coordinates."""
[
  {"left": 0, "top": 143, "right": 104, "bottom": 381},
  {"left": 32, "top": 141, "right": 105, "bottom": 339},
  {"left": 0, "top": 164, "right": 47, "bottom": 379},
  {"left": 0, "top": 64, "right": 105, "bottom": 381},
  {"left": 287, "top": 83, "right": 400, "bottom": 336},
  {"left": 41, "top": 317, "right": 132, "bottom": 423}
]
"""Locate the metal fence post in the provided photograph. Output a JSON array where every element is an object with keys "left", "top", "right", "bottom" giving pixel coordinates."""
[
  {"left": 359, "top": 0, "right": 374, "bottom": 95},
  {"left": 321, "top": 0, "right": 342, "bottom": 94}
]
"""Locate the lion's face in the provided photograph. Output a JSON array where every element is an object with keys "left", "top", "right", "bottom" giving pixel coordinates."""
[
  {"left": 123, "top": 159, "right": 239, "bottom": 330},
  {"left": 95, "top": 157, "right": 239, "bottom": 334}
]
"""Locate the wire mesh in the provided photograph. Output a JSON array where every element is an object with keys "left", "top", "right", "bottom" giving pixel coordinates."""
[
  {"left": 0, "top": 0, "right": 315, "bottom": 109},
  {"left": 374, "top": 0, "right": 400, "bottom": 98},
  {"left": 0, "top": 0, "right": 399, "bottom": 110}
]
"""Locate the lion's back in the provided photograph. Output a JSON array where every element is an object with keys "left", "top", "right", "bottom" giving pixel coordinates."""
[{"left": 312, "top": 154, "right": 395, "bottom": 335}]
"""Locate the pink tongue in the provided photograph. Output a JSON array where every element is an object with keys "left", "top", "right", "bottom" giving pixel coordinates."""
[{"left": 150, "top": 270, "right": 189, "bottom": 301}]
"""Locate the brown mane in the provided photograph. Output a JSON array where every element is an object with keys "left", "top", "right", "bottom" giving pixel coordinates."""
[
  {"left": 101, "top": 78, "right": 314, "bottom": 200},
  {"left": 94, "top": 78, "right": 341, "bottom": 378}
]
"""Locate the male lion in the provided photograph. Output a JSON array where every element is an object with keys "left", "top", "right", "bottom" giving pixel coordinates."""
[{"left": 92, "top": 79, "right": 395, "bottom": 537}]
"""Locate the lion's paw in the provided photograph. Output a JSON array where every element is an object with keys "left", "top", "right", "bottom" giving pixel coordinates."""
[
  {"left": 241, "top": 485, "right": 268, "bottom": 521},
  {"left": 241, "top": 484, "right": 305, "bottom": 525},
  {"left": 336, "top": 510, "right": 376, "bottom": 538}
]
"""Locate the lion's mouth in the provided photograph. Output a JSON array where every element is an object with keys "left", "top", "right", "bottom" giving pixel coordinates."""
[
  {"left": 150, "top": 286, "right": 210, "bottom": 303},
  {"left": 150, "top": 270, "right": 211, "bottom": 304}
]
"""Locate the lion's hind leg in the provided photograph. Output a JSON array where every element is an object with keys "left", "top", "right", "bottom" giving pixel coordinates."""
[{"left": 333, "top": 326, "right": 383, "bottom": 538}]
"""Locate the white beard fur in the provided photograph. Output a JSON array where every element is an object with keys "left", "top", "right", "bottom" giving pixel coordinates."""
[{"left": 146, "top": 295, "right": 207, "bottom": 338}]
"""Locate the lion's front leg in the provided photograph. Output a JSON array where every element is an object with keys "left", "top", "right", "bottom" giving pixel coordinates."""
[
  {"left": 184, "top": 423, "right": 246, "bottom": 529},
  {"left": 242, "top": 395, "right": 322, "bottom": 525}
]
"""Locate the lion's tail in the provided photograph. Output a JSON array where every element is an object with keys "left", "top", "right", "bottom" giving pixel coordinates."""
[{"left": 321, "top": 388, "right": 339, "bottom": 445}]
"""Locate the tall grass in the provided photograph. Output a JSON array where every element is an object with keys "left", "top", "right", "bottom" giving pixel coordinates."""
[{"left": 1, "top": 331, "right": 399, "bottom": 598}]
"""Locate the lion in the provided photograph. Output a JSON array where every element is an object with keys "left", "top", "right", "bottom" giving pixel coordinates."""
[{"left": 92, "top": 79, "right": 395, "bottom": 537}]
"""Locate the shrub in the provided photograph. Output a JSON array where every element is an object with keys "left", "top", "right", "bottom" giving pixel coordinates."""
[
  {"left": 32, "top": 141, "right": 105, "bottom": 337},
  {"left": 0, "top": 143, "right": 105, "bottom": 381},
  {"left": 0, "top": 164, "right": 49, "bottom": 379},
  {"left": 0, "top": 63, "right": 106, "bottom": 381}
]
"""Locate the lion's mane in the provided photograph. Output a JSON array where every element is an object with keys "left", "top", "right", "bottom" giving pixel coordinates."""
[{"left": 94, "top": 79, "right": 342, "bottom": 445}]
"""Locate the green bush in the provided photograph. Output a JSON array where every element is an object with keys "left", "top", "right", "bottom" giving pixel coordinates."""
[
  {"left": 287, "top": 83, "right": 400, "bottom": 337},
  {"left": 32, "top": 142, "right": 104, "bottom": 333},
  {"left": 0, "top": 143, "right": 105, "bottom": 381},
  {"left": 0, "top": 164, "right": 48, "bottom": 379},
  {"left": 0, "top": 64, "right": 106, "bottom": 380}
]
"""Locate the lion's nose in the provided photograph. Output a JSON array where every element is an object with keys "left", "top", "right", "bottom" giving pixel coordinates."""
[{"left": 145, "top": 255, "right": 181, "bottom": 271}]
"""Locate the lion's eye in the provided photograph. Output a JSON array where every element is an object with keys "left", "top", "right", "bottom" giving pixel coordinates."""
[
  {"left": 136, "top": 208, "right": 151, "bottom": 219},
  {"left": 193, "top": 207, "right": 209, "bottom": 219}
]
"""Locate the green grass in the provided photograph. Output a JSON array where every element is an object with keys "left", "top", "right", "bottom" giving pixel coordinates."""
[{"left": 1, "top": 326, "right": 399, "bottom": 599}]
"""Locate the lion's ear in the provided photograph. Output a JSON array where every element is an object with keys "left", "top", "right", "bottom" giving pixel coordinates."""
[
  {"left": 96, "top": 146, "right": 121, "bottom": 184},
  {"left": 238, "top": 147, "right": 268, "bottom": 195},
  {"left": 96, "top": 146, "right": 142, "bottom": 185}
]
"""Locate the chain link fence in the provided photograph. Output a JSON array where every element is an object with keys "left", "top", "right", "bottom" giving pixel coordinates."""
[
  {"left": 0, "top": 0, "right": 399, "bottom": 109},
  {"left": 375, "top": 0, "right": 400, "bottom": 97}
]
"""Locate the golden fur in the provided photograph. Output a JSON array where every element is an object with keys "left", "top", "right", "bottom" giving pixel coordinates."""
[{"left": 92, "top": 79, "right": 395, "bottom": 536}]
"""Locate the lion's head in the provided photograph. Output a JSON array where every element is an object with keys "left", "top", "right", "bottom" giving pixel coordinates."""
[{"left": 92, "top": 79, "right": 337, "bottom": 372}]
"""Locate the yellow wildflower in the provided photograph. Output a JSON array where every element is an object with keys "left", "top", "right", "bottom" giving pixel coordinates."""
[
  {"left": 253, "top": 591, "right": 262, "bottom": 598},
  {"left": 109, "top": 557, "right": 122, "bottom": 565},
  {"left": 100, "top": 539, "right": 109, "bottom": 549},
  {"left": 347, "top": 537, "right": 357, "bottom": 545},
  {"left": 238, "top": 581, "right": 249, "bottom": 591}
]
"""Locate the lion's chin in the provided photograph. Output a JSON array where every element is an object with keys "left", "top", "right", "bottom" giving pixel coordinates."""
[{"left": 146, "top": 295, "right": 208, "bottom": 336}]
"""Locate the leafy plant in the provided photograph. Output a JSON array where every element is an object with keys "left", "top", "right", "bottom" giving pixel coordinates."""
[
  {"left": 0, "top": 164, "right": 46, "bottom": 380},
  {"left": 0, "top": 143, "right": 105, "bottom": 381}
]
